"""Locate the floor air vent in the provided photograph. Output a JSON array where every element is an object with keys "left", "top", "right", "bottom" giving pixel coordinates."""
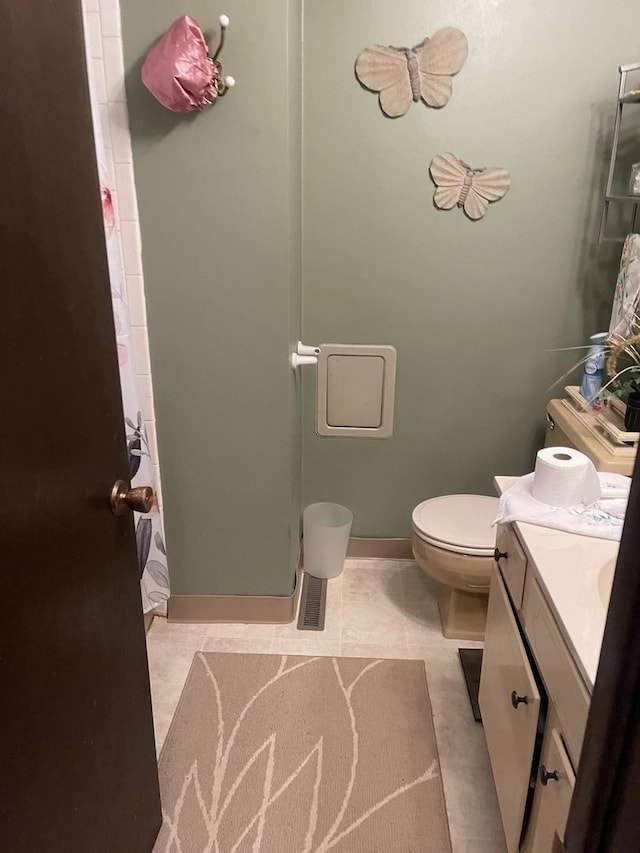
[{"left": 297, "top": 574, "right": 327, "bottom": 631}]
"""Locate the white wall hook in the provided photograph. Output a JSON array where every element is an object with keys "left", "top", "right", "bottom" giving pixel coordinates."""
[
  {"left": 297, "top": 341, "right": 320, "bottom": 356},
  {"left": 212, "top": 14, "right": 229, "bottom": 61},
  {"left": 291, "top": 353, "right": 318, "bottom": 370},
  {"left": 211, "top": 13, "right": 235, "bottom": 98}
]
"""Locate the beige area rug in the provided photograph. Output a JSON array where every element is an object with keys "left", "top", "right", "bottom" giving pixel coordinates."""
[{"left": 154, "top": 653, "right": 452, "bottom": 853}]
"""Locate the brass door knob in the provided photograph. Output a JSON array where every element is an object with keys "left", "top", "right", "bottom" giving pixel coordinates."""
[{"left": 110, "top": 479, "right": 155, "bottom": 516}]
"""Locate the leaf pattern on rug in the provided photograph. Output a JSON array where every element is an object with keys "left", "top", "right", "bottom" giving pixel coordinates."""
[{"left": 153, "top": 654, "right": 449, "bottom": 853}]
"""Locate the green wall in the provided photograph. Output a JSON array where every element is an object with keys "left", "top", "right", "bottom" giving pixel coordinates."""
[
  {"left": 122, "top": 0, "right": 640, "bottom": 596},
  {"left": 121, "top": 0, "right": 301, "bottom": 596},
  {"left": 301, "top": 0, "right": 639, "bottom": 537}
]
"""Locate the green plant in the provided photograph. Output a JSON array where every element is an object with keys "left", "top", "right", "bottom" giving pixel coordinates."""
[{"left": 603, "top": 333, "right": 640, "bottom": 402}]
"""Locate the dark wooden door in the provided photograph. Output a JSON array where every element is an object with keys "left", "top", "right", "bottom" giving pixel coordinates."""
[{"left": 0, "top": 2, "right": 161, "bottom": 851}]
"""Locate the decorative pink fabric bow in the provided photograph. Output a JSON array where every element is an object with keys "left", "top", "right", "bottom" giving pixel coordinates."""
[{"left": 141, "top": 16, "right": 219, "bottom": 112}]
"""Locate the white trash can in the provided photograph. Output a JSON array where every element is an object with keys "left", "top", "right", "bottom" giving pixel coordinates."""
[{"left": 303, "top": 502, "right": 353, "bottom": 579}]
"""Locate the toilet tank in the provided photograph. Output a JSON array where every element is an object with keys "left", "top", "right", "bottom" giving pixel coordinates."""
[
  {"left": 544, "top": 406, "right": 575, "bottom": 451},
  {"left": 545, "top": 399, "right": 636, "bottom": 476}
]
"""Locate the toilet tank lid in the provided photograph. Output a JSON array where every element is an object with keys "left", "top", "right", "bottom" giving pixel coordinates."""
[{"left": 412, "top": 495, "right": 499, "bottom": 550}]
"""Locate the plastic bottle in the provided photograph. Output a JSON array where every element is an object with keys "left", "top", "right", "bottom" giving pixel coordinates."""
[{"left": 580, "top": 332, "right": 608, "bottom": 409}]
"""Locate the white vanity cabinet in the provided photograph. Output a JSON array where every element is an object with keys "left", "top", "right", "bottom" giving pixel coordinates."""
[
  {"left": 479, "top": 519, "right": 592, "bottom": 853},
  {"left": 525, "top": 710, "right": 576, "bottom": 853},
  {"left": 479, "top": 564, "right": 540, "bottom": 850}
]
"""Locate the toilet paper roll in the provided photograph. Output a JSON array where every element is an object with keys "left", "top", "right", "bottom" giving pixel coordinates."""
[{"left": 532, "top": 447, "right": 601, "bottom": 507}]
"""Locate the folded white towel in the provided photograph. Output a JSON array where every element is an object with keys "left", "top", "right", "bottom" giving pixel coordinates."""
[{"left": 495, "top": 472, "right": 631, "bottom": 541}]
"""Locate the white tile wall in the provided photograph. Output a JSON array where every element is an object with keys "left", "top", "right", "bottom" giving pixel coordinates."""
[
  {"left": 120, "top": 220, "right": 144, "bottom": 276},
  {"left": 81, "top": 0, "right": 164, "bottom": 512},
  {"left": 103, "top": 37, "right": 127, "bottom": 102},
  {"left": 131, "top": 327, "right": 152, "bottom": 376},
  {"left": 99, "top": 0, "right": 121, "bottom": 38},
  {"left": 125, "top": 275, "right": 147, "bottom": 326},
  {"left": 90, "top": 57, "right": 108, "bottom": 104},
  {"left": 84, "top": 12, "right": 103, "bottom": 58}
]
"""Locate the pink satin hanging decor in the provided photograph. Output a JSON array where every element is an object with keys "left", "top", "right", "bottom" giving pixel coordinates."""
[{"left": 141, "top": 14, "right": 234, "bottom": 113}]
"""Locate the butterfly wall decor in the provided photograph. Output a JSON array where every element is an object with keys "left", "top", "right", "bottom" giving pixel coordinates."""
[
  {"left": 355, "top": 27, "right": 468, "bottom": 118},
  {"left": 429, "top": 153, "right": 511, "bottom": 220}
]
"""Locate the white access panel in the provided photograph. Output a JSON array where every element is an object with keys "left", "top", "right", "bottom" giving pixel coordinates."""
[{"left": 316, "top": 344, "right": 397, "bottom": 438}]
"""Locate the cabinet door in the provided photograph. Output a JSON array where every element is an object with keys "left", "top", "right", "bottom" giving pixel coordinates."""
[
  {"left": 522, "top": 575, "right": 590, "bottom": 766},
  {"left": 495, "top": 523, "right": 528, "bottom": 610},
  {"left": 479, "top": 565, "right": 541, "bottom": 853},
  {"left": 526, "top": 725, "right": 575, "bottom": 853}
]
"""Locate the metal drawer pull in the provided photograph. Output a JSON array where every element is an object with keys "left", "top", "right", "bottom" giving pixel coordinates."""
[
  {"left": 540, "top": 765, "right": 559, "bottom": 785},
  {"left": 511, "top": 690, "right": 528, "bottom": 709},
  {"left": 494, "top": 547, "right": 508, "bottom": 562}
]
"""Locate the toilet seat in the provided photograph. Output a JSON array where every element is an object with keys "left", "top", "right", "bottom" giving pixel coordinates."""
[{"left": 412, "top": 494, "right": 499, "bottom": 557}]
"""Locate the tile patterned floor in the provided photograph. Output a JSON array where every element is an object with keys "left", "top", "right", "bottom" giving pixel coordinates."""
[{"left": 146, "top": 559, "right": 507, "bottom": 853}]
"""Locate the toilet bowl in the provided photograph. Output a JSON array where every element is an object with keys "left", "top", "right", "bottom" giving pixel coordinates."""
[{"left": 411, "top": 494, "right": 499, "bottom": 641}]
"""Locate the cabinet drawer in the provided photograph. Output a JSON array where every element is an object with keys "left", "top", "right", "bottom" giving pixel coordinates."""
[
  {"left": 526, "top": 723, "right": 575, "bottom": 853},
  {"left": 479, "top": 565, "right": 541, "bottom": 853},
  {"left": 495, "top": 523, "right": 527, "bottom": 610},
  {"left": 522, "top": 575, "right": 590, "bottom": 766}
]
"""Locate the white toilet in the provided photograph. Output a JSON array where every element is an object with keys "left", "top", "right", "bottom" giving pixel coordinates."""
[{"left": 411, "top": 494, "right": 499, "bottom": 641}]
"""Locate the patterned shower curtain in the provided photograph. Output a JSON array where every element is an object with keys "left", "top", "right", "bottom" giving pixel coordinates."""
[
  {"left": 110, "top": 280, "right": 170, "bottom": 614},
  {"left": 86, "top": 64, "right": 170, "bottom": 614}
]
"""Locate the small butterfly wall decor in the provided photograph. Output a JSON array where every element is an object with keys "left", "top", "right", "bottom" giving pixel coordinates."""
[
  {"left": 429, "top": 153, "right": 511, "bottom": 220},
  {"left": 355, "top": 27, "right": 468, "bottom": 118}
]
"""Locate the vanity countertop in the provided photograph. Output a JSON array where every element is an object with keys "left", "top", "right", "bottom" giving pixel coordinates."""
[{"left": 495, "top": 476, "right": 619, "bottom": 693}]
